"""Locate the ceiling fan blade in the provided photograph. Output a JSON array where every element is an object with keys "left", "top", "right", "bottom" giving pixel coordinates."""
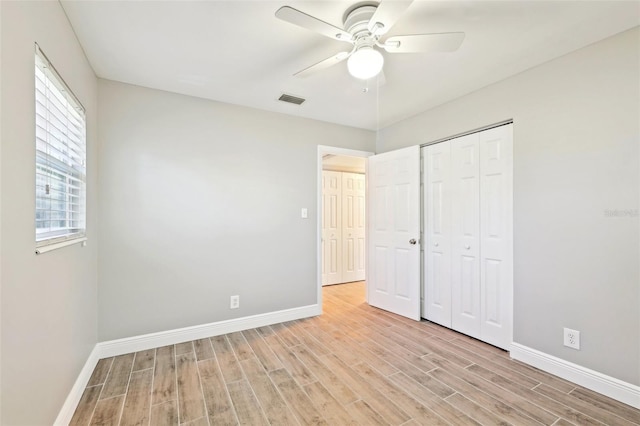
[
  {"left": 367, "top": 0, "right": 413, "bottom": 36},
  {"left": 294, "top": 51, "right": 351, "bottom": 78},
  {"left": 382, "top": 32, "right": 465, "bottom": 53},
  {"left": 276, "top": 6, "right": 353, "bottom": 42}
]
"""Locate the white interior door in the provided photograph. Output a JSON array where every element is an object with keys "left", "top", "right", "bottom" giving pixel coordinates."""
[
  {"left": 423, "top": 144, "right": 452, "bottom": 326},
  {"left": 322, "top": 171, "right": 342, "bottom": 286},
  {"left": 342, "top": 173, "right": 366, "bottom": 282},
  {"left": 479, "top": 125, "right": 513, "bottom": 348},
  {"left": 451, "top": 134, "right": 482, "bottom": 339},
  {"left": 368, "top": 146, "right": 421, "bottom": 320}
]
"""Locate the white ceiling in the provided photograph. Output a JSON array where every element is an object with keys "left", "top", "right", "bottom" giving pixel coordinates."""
[{"left": 61, "top": 1, "right": 639, "bottom": 130}]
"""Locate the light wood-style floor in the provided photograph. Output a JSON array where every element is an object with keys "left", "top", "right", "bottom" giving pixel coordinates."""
[{"left": 71, "top": 281, "right": 639, "bottom": 425}]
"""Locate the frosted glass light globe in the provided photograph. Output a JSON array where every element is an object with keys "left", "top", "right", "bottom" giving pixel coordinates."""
[{"left": 347, "top": 47, "right": 384, "bottom": 80}]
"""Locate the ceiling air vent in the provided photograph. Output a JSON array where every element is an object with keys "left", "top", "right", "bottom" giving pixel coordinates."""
[{"left": 278, "top": 93, "right": 306, "bottom": 105}]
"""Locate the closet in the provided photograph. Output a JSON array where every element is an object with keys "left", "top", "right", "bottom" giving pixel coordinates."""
[
  {"left": 423, "top": 124, "right": 513, "bottom": 349},
  {"left": 322, "top": 171, "right": 366, "bottom": 285}
]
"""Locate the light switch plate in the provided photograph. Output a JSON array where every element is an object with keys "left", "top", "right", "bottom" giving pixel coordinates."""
[{"left": 301, "top": 208, "right": 308, "bottom": 219}]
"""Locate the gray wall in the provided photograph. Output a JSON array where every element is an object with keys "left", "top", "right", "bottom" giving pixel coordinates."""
[
  {"left": 0, "top": 4, "right": 3, "bottom": 422},
  {"left": 0, "top": 2, "right": 99, "bottom": 425},
  {"left": 97, "top": 80, "right": 375, "bottom": 341},
  {"left": 379, "top": 27, "right": 639, "bottom": 385}
]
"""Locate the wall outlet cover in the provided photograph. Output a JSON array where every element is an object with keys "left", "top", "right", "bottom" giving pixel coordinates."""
[
  {"left": 230, "top": 295, "right": 240, "bottom": 309},
  {"left": 564, "top": 328, "right": 580, "bottom": 350}
]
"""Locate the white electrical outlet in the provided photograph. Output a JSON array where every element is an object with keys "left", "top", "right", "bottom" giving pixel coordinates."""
[
  {"left": 564, "top": 328, "right": 580, "bottom": 350},
  {"left": 230, "top": 295, "right": 240, "bottom": 309}
]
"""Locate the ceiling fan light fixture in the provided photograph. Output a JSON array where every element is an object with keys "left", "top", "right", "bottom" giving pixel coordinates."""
[{"left": 347, "top": 47, "right": 384, "bottom": 80}]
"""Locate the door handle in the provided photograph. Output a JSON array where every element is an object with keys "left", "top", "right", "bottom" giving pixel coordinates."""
[
  {"left": 434, "top": 242, "right": 439, "bottom": 247},
  {"left": 409, "top": 239, "right": 417, "bottom": 245},
  {"left": 465, "top": 245, "right": 471, "bottom": 250}
]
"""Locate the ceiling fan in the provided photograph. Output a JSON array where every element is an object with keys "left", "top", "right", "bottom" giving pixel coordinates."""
[{"left": 275, "top": 1, "right": 465, "bottom": 80}]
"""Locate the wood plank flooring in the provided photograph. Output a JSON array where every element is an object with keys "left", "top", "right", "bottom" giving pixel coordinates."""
[{"left": 71, "top": 281, "right": 640, "bottom": 425}]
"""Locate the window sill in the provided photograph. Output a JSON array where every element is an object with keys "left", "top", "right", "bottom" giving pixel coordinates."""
[{"left": 35, "top": 237, "right": 87, "bottom": 254}]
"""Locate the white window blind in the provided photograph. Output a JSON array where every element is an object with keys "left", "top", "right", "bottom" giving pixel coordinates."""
[{"left": 35, "top": 44, "right": 87, "bottom": 247}]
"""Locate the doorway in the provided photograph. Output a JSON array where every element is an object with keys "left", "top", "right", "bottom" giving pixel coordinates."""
[{"left": 317, "top": 146, "right": 373, "bottom": 309}]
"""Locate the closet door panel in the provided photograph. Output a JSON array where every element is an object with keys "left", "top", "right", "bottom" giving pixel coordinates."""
[
  {"left": 343, "top": 174, "right": 357, "bottom": 280},
  {"left": 423, "top": 144, "right": 452, "bottom": 326},
  {"left": 479, "top": 125, "right": 513, "bottom": 349},
  {"left": 451, "top": 134, "right": 481, "bottom": 339},
  {"left": 322, "top": 171, "right": 342, "bottom": 285},
  {"left": 342, "top": 172, "right": 366, "bottom": 282},
  {"left": 355, "top": 175, "right": 366, "bottom": 280}
]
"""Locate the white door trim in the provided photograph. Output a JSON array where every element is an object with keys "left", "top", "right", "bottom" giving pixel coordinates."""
[{"left": 317, "top": 146, "right": 374, "bottom": 310}]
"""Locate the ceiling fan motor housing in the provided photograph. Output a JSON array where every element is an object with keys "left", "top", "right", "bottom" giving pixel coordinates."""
[{"left": 344, "top": 5, "right": 377, "bottom": 38}]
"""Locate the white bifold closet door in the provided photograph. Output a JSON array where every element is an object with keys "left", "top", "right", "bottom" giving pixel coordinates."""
[
  {"left": 322, "top": 171, "right": 342, "bottom": 285},
  {"left": 423, "top": 142, "right": 452, "bottom": 326},
  {"left": 451, "top": 133, "right": 482, "bottom": 338},
  {"left": 342, "top": 173, "right": 366, "bottom": 283},
  {"left": 322, "top": 171, "right": 365, "bottom": 286},
  {"left": 478, "top": 126, "right": 513, "bottom": 348},
  {"left": 423, "top": 124, "right": 513, "bottom": 349}
]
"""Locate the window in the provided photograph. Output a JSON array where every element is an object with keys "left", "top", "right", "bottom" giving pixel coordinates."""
[{"left": 35, "top": 44, "right": 86, "bottom": 249}]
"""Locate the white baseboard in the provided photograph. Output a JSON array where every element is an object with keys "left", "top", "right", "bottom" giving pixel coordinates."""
[
  {"left": 510, "top": 342, "right": 640, "bottom": 409},
  {"left": 55, "top": 303, "right": 320, "bottom": 424},
  {"left": 96, "top": 304, "right": 320, "bottom": 358},
  {"left": 54, "top": 346, "right": 100, "bottom": 425}
]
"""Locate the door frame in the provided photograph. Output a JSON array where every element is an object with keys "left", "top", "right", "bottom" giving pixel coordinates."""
[{"left": 317, "top": 145, "right": 374, "bottom": 311}]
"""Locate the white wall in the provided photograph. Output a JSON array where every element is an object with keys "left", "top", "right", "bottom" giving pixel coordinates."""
[
  {"left": 97, "top": 80, "right": 375, "bottom": 341},
  {"left": 379, "top": 27, "right": 640, "bottom": 386},
  {"left": 0, "top": 2, "right": 99, "bottom": 425}
]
